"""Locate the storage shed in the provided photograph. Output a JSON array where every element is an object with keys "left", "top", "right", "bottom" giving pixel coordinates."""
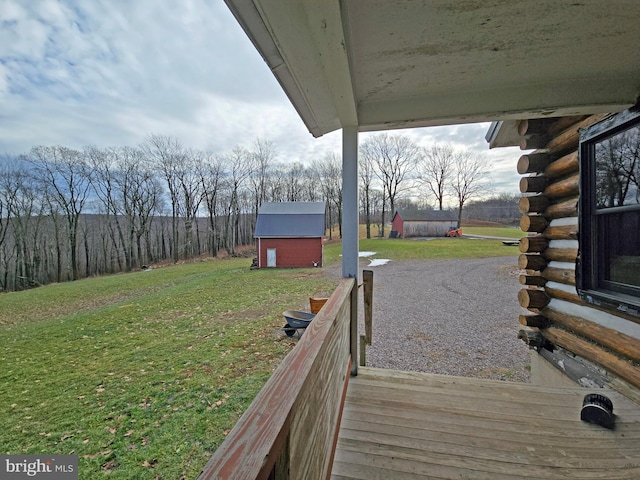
[
  {"left": 391, "top": 209, "right": 457, "bottom": 238},
  {"left": 254, "top": 202, "right": 326, "bottom": 268}
]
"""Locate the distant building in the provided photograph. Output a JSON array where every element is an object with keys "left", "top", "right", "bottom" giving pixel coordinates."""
[
  {"left": 391, "top": 210, "right": 457, "bottom": 238},
  {"left": 254, "top": 202, "right": 326, "bottom": 268}
]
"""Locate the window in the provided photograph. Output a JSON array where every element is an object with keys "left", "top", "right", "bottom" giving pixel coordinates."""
[{"left": 578, "top": 108, "right": 640, "bottom": 317}]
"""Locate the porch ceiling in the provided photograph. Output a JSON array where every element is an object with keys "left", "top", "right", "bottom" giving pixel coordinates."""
[{"left": 225, "top": 0, "right": 640, "bottom": 136}]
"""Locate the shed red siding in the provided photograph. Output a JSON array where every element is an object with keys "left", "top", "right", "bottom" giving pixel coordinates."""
[
  {"left": 391, "top": 214, "right": 404, "bottom": 237},
  {"left": 258, "top": 238, "right": 323, "bottom": 268}
]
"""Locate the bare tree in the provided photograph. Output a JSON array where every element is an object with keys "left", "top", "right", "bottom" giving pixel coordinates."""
[
  {"left": 418, "top": 143, "right": 455, "bottom": 210},
  {"left": 312, "top": 153, "right": 342, "bottom": 239},
  {"left": 249, "top": 138, "right": 278, "bottom": 217},
  {"left": 223, "top": 146, "right": 252, "bottom": 255},
  {"left": 177, "top": 148, "right": 204, "bottom": 259},
  {"left": 358, "top": 144, "right": 377, "bottom": 239},
  {"left": 199, "top": 153, "right": 225, "bottom": 257},
  {"left": 143, "top": 135, "right": 183, "bottom": 263},
  {"left": 361, "top": 133, "right": 420, "bottom": 236},
  {"left": 28, "top": 146, "right": 92, "bottom": 281},
  {"left": 450, "top": 150, "right": 491, "bottom": 227}
]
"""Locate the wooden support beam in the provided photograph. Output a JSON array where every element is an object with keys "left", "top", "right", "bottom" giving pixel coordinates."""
[
  {"left": 359, "top": 335, "right": 366, "bottom": 367},
  {"left": 541, "top": 326, "right": 640, "bottom": 390},
  {"left": 519, "top": 236, "right": 549, "bottom": 253},
  {"left": 519, "top": 314, "right": 550, "bottom": 328},
  {"left": 518, "top": 288, "right": 550, "bottom": 309},
  {"left": 542, "top": 266, "right": 576, "bottom": 285},
  {"left": 518, "top": 254, "right": 548, "bottom": 271},
  {"left": 519, "top": 195, "right": 550, "bottom": 214},
  {"left": 520, "top": 274, "right": 547, "bottom": 287},
  {"left": 517, "top": 153, "right": 552, "bottom": 174},
  {"left": 520, "top": 215, "right": 549, "bottom": 233},
  {"left": 362, "top": 270, "right": 373, "bottom": 345}
]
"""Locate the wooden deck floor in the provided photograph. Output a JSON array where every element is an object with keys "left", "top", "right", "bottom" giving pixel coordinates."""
[{"left": 331, "top": 367, "right": 640, "bottom": 480}]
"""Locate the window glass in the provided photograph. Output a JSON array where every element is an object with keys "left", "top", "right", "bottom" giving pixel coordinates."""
[
  {"left": 594, "top": 125, "right": 640, "bottom": 209},
  {"left": 598, "top": 210, "right": 640, "bottom": 288}
]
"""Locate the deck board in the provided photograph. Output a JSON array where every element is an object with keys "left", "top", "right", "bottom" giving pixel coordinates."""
[{"left": 331, "top": 367, "right": 640, "bottom": 480}]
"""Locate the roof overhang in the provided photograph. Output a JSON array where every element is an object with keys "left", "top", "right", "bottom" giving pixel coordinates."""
[{"left": 225, "top": 0, "right": 640, "bottom": 136}]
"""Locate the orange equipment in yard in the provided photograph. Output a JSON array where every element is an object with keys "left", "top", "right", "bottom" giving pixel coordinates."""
[{"left": 446, "top": 227, "right": 462, "bottom": 237}]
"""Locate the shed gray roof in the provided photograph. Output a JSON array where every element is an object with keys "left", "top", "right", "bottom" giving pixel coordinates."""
[
  {"left": 258, "top": 202, "right": 326, "bottom": 215},
  {"left": 254, "top": 202, "right": 326, "bottom": 238},
  {"left": 395, "top": 210, "right": 457, "bottom": 222}
]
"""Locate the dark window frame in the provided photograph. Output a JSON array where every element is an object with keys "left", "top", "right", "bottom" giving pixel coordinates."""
[{"left": 577, "top": 107, "right": 640, "bottom": 318}]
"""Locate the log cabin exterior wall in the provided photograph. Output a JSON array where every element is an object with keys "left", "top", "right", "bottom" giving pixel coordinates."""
[{"left": 516, "top": 113, "right": 640, "bottom": 391}]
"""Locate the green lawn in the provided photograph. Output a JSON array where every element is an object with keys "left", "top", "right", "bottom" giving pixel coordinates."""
[
  {"left": 1, "top": 235, "right": 519, "bottom": 478},
  {"left": 0, "top": 259, "right": 337, "bottom": 479},
  {"left": 324, "top": 236, "right": 519, "bottom": 264}
]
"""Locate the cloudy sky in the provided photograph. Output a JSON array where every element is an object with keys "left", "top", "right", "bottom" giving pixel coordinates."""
[{"left": 1, "top": 0, "right": 522, "bottom": 195}]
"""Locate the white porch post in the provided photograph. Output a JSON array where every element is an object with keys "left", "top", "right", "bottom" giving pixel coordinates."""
[
  {"left": 342, "top": 126, "right": 359, "bottom": 374},
  {"left": 342, "top": 126, "right": 359, "bottom": 279}
]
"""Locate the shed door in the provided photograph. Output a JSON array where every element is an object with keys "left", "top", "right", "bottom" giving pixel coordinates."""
[{"left": 266, "top": 248, "right": 276, "bottom": 267}]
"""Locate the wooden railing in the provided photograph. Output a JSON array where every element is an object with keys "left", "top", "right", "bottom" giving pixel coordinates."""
[{"left": 197, "top": 278, "right": 356, "bottom": 480}]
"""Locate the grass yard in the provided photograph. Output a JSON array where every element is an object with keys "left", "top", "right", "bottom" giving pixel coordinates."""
[
  {"left": 1, "top": 231, "right": 520, "bottom": 479},
  {"left": 323, "top": 236, "right": 518, "bottom": 264},
  {"left": 0, "top": 259, "right": 337, "bottom": 479}
]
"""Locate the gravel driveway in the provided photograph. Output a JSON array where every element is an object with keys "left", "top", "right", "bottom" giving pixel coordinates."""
[{"left": 332, "top": 255, "right": 531, "bottom": 382}]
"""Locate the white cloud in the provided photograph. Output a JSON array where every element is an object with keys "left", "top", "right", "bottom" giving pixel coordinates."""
[{"left": 0, "top": 0, "right": 522, "bottom": 195}]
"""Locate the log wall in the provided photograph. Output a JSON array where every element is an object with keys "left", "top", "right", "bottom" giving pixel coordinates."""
[{"left": 516, "top": 114, "right": 640, "bottom": 391}]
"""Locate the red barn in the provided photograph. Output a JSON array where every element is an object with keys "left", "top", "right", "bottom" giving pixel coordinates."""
[
  {"left": 391, "top": 209, "right": 457, "bottom": 238},
  {"left": 254, "top": 202, "right": 326, "bottom": 268}
]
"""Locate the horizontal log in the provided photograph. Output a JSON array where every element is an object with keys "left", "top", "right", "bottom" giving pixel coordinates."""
[
  {"left": 517, "top": 119, "right": 552, "bottom": 137},
  {"left": 543, "top": 224, "right": 578, "bottom": 240},
  {"left": 520, "top": 274, "right": 547, "bottom": 287},
  {"left": 545, "top": 197, "right": 578, "bottom": 219},
  {"left": 520, "top": 215, "right": 549, "bottom": 233},
  {"left": 543, "top": 173, "right": 579, "bottom": 199},
  {"left": 543, "top": 247, "right": 578, "bottom": 263},
  {"left": 517, "top": 153, "right": 552, "bottom": 174},
  {"left": 544, "top": 151, "right": 578, "bottom": 179},
  {"left": 518, "top": 288, "right": 550, "bottom": 309},
  {"left": 519, "top": 314, "right": 550, "bottom": 328},
  {"left": 545, "top": 284, "right": 582, "bottom": 304},
  {"left": 520, "top": 135, "right": 550, "bottom": 150},
  {"left": 518, "top": 254, "right": 548, "bottom": 271},
  {"left": 547, "top": 115, "right": 589, "bottom": 137},
  {"left": 542, "top": 306, "right": 640, "bottom": 363},
  {"left": 545, "top": 113, "right": 610, "bottom": 154},
  {"left": 520, "top": 176, "right": 548, "bottom": 193},
  {"left": 519, "top": 236, "right": 549, "bottom": 253},
  {"left": 517, "top": 329, "right": 550, "bottom": 349},
  {"left": 519, "top": 195, "right": 550, "bottom": 214},
  {"left": 542, "top": 266, "right": 576, "bottom": 285},
  {"left": 541, "top": 326, "right": 640, "bottom": 390}
]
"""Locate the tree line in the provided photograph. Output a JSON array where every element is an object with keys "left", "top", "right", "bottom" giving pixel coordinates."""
[{"left": 1, "top": 133, "right": 495, "bottom": 292}]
